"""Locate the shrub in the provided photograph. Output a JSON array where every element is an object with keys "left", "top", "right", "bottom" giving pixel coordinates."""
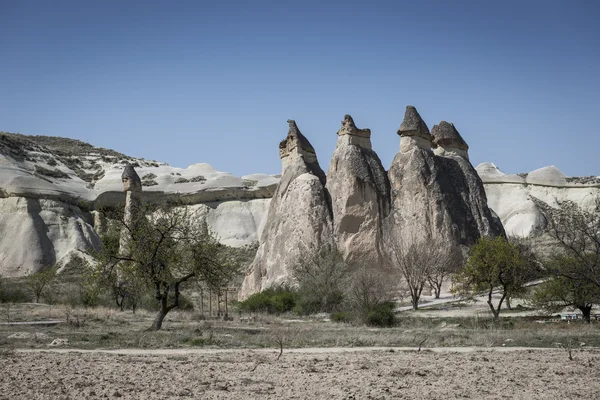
[
  {"left": 365, "top": 302, "right": 396, "bottom": 327},
  {"left": 331, "top": 311, "right": 355, "bottom": 323},
  {"left": 142, "top": 180, "right": 158, "bottom": 187},
  {"left": 142, "top": 173, "right": 157, "bottom": 180},
  {"left": 174, "top": 177, "right": 189, "bottom": 184},
  {"left": 237, "top": 286, "right": 298, "bottom": 314},
  {"left": 34, "top": 165, "right": 70, "bottom": 179},
  {"left": 242, "top": 179, "right": 258, "bottom": 188},
  {"left": 191, "top": 175, "right": 207, "bottom": 183}
]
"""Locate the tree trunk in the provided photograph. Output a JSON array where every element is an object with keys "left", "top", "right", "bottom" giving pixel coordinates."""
[
  {"left": 224, "top": 289, "right": 228, "bottom": 320},
  {"left": 578, "top": 305, "right": 592, "bottom": 323},
  {"left": 217, "top": 290, "right": 221, "bottom": 317},
  {"left": 505, "top": 296, "right": 512, "bottom": 310},
  {"left": 150, "top": 308, "right": 168, "bottom": 331},
  {"left": 434, "top": 282, "right": 442, "bottom": 299},
  {"left": 487, "top": 288, "right": 505, "bottom": 318},
  {"left": 200, "top": 287, "right": 204, "bottom": 317},
  {"left": 209, "top": 290, "right": 212, "bottom": 318}
]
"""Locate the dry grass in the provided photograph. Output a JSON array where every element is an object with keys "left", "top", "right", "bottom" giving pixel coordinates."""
[{"left": 0, "top": 303, "right": 599, "bottom": 351}]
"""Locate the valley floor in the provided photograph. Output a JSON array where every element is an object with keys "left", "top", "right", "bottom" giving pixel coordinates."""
[{"left": 2, "top": 347, "right": 599, "bottom": 399}]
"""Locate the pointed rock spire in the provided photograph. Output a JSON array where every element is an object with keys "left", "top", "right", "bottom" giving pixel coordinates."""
[
  {"left": 338, "top": 114, "right": 371, "bottom": 138},
  {"left": 398, "top": 106, "right": 431, "bottom": 140},
  {"left": 121, "top": 164, "right": 141, "bottom": 192},
  {"left": 432, "top": 121, "right": 469, "bottom": 151},
  {"left": 279, "top": 119, "right": 317, "bottom": 161},
  {"left": 397, "top": 106, "right": 432, "bottom": 152}
]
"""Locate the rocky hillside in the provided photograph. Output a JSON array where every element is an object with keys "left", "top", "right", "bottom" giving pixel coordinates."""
[
  {"left": 1, "top": 125, "right": 598, "bottom": 279},
  {"left": 0, "top": 132, "right": 277, "bottom": 276},
  {"left": 476, "top": 163, "right": 600, "bottom": 237}
]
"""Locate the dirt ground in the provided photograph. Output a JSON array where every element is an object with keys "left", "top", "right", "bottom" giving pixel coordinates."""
[{"left": 2, "top": 348, "right": 599, "bottom": 399}]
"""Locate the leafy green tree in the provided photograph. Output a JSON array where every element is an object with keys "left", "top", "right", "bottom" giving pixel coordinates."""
[
  {"left": 26, "top": 265, "right": 58, "bottom": 303},
  {"left": 533, "top": 255, "right": 600, "bottom": 323},
  {"left": 535, "top": 197, "right": 600, "bottom": 288},
  {"left": 93, "top": 204, "right": 241, "bottom": 330},
  {"left": 453, "top": 236, "right": 531, "bottom": 318}
]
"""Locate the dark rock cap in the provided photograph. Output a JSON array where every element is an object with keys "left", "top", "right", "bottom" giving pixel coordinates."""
[
  {"left": 431, "top": 121, "right": 469, "bottom": 151},
  {"left": 121, "top": 164, "right": 142, "bottom": 187},
  {"left": 397, "top": 106, "right": 431, "bottom": 139},
  {"left": 279, "top": 119, "right": 316, "bottom": 154},
  {"left": 338, "top": 114, "right": 371, "bottom": 138}
]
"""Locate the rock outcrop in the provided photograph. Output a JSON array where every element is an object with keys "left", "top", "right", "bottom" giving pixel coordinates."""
[
  {"left": 0, "top": 132, "right": 276, "bottom": 275},
  {"left": 386, "top": 106, "right": 504, "bottom": 251},
  {"left": 239, "top": 121, "right": 334, "bottom": 298},
  {"left": 477, "top": 163, "right": 600, "bottom": 237},
  {"left": 326, "top": 115, "right": 391, "bottom": 271},
  {"left": 119, "top": 165, "right": 142, "bottom": 254},
  {"left": 0, "top": 197, "right": 101, "bottom": 277}
]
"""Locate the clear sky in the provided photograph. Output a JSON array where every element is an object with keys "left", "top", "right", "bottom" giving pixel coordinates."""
[{"left": 1, "top": 1, "right": 598, "bottom": 177}]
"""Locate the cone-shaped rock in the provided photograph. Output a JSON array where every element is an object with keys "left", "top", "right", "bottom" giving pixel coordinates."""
[
  {"left": 240, "top": 120, "right": 333, "bottom": 299},
  {"left": 397, "top": 105, "right": 432, "bottom": 152},
  {"left": 432, "top": 121, "right": 469, "bottom": 159},
  {"left": 327, "top": 115, "right": 391, "bottom": 272},
  {"left": 121, "top": 164, "right": 142, "bottom": 192},
  {"left": 386, "top": 106, "right": 503, "bottom": 256}
]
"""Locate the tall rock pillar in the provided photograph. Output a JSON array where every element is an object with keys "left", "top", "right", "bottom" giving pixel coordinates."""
[
  {"left": 239, "top": 120, "right": 334, "bottom": 299},
  {"left": 119, "top": 164, "right": 142, "bottom": 255},
  {"left": 326, "top": 115, "right": 391, "bottom": 272}
]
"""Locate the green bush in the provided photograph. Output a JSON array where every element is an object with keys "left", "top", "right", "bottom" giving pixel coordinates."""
[
  {"left": 174, "top": 177, "right": 189, "bottom": 184},
  {"left": 191, "top": 175, "right": 206, "bottom": 183},
  {"left": 366, "top": 302, "right": 396, "bottom": 327},
  {"left": 34, "top": 165, "right": 71, "bottom": 179},
  {"left": 237, "top": 286, "right": 298, "bottom": 314},
  {"left": 331, "top": 311, "right": 355, "bottom": 323}
]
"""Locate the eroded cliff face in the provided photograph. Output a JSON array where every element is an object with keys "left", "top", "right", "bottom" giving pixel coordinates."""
[
  {"left": 0, "top": 197, "right": 101, "bottom": 277},
  {"left": 326, "top": 115, "right": 391, "bottom": 272},
  {"left": 239, "top": 121, "right": 334, "bottom": 298},
  {"left": 476, "top": 163, "right": 600, "bottom": 237}
]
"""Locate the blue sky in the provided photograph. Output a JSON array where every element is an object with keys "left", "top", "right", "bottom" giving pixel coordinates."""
[{"left": 1, "top": 1, "right": 598, "bottom": 177}]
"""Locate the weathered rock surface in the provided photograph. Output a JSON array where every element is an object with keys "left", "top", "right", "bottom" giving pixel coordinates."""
[
  {"left": 386, "top": 107, "right": 504, "bottom": 251},
  {"left": 477, "top": 163, "right": 600, "bottom": 237},
  {"left": 0, "top": 197, "right": 101, "bottom": 277},
  {"left": 326, "top": 115, "right": 391, "bottom": 271},
  {"left": 240, "top": 121, "right": 333, "bottom": 298},
  {"left": 0, "top": 132, "right": 276, "bottom": 276}
]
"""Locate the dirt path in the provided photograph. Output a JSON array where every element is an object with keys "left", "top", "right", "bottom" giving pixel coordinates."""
[
  {"left": 16, "top": 345, "right": 563, "bottom": 355},
  {"left": 3, "top": 347, "right": 599, "bottom": 399}
]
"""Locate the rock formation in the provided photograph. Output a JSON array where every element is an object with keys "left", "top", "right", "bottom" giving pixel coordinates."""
[
  {"left": 0, "top": 197, "right": 101, "bottom": 277},
  {"left": 119, "top": 165, "right": 142, "bottom": 255},
  {"left": 386, "top": 106, "right": 503, "bottom": 252},
  {"left": 326, "top": 115, "right": 391, "bottom": 271},
  {"left": 476, "top": 163, "right": 600, "bottom": 237},
  {"left": 239, "top": 120, "right": 334, "bottom": 298}
]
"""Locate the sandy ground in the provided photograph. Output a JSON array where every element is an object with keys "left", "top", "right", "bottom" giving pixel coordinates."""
[{"left": 2, "top": 348, "right": 599, "bottom": 399}]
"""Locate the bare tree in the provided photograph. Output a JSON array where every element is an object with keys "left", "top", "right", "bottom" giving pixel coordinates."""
[
  {"left": 426, "top": 246, "right": 465, "bottom": 299},
  {"left": 386, "top": 234, "right": 445, "bottom": 310},
  {"left": 347, "top": 266, "right": 395, "bottom": 322}
]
